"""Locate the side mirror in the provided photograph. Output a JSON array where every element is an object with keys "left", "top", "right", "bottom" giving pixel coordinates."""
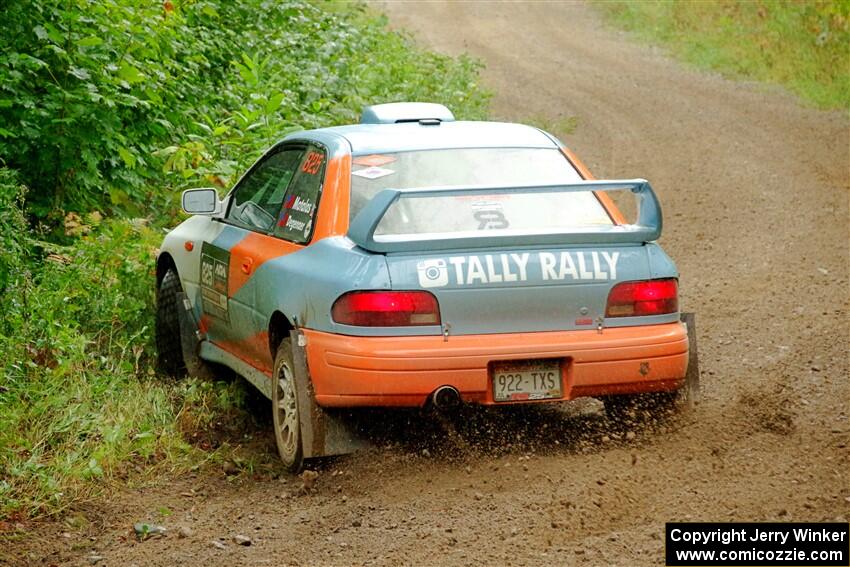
[{"left": 182, "top": 188, "right": 221, "bottom": 215}]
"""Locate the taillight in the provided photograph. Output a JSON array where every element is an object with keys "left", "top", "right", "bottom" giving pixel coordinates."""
[
  {"left": 331, "top": 291, "right": 441, "bottom": 327},
  {"left": 606, "top": 279, "right": 678, "bottom": 317}
]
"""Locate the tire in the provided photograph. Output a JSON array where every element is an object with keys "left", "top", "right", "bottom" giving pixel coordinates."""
[
  {"left": 272, "top": 338, "right": 304, "bottom": 472},
  {"left": 603, "top": 389, "right": 683, "bottom": 425},
  {"left": 604, "top": 316, "right": 700, "bottom": 425},
  {"left": 155, "top": 269, "right": 187, "bottom": 377}
]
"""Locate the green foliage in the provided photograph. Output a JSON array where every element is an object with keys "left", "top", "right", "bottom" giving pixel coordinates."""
[
  {"left": 1, "top": 0, "right": 228, "bottom": 217},
  {"left": 522, "top": 114, "right": 579, "bottom": 137},
  {"left": 596, "top": 0, "right": 850, "bottom": 110},
  {"left": 0, "top": 0, "right": 488, "bottom": 220},
  {"left": 0, "top": 192, "right": 244, "bottom": 516},
  {"left": 0, "top": 0, "right": 489, "bottom": 518},
  {"left": 152, "top": 3, "right": 487, "bottom": 194},
  {"left": 0, "top": 169, "right": 30, "bottom": 297}
]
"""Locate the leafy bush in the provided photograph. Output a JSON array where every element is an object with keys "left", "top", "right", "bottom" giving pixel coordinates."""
[
  {"left": 2, "top": 1, "right": 225, "bottom": 217},
  {"left": 0, "top": 0, "right": 489, "bottom": 517},
  {"left": 0, "top": 169, "right": 30, "bottom": 299},
  {"left": 1, "top": 0, "right": 488, "bottom": 220},
  {"left": 150, "top": 3, "right": 488, "bottom": 203}
]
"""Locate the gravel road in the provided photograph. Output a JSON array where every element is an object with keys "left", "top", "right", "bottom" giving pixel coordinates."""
[{"left": 12, "top": 2, "right": 848, "bottom": 566}]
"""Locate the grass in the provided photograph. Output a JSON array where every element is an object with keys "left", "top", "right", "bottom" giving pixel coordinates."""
[
  {"left": 0, "top": 207, "right": 255, "bottom": 519},
  {"left": 523, "top": 114, "right": 579, "bottom": 137},
  {"left": 595, "top": 0, "right": 850, "bottom": 110}
]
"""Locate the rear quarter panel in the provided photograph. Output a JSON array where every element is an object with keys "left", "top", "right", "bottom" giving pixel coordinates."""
[{"left": 248, "top": 237, "right": 395, "bottom": 333}]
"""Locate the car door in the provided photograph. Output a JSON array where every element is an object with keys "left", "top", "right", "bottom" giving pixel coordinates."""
[
  {"left": 200, "top": 142, "right": 328, "bottom": 374},
  {"left": 245, "top": 144, "right": 328, "bottom": 372},
  {"left": 199, "top": 145, "right": 303, "bottom": 360}
]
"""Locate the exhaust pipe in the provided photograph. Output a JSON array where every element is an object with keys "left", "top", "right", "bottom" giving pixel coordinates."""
[{"left": 431, "top": 386, "right": 461, "bottom": 409}]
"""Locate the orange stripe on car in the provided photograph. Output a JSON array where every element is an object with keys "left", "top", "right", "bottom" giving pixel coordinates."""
[
  {"left": 228, "top": 233, "right": 300, "bottom": 296},
  {"left": 560, "top": 146, "right": 628, "bottom": 225},
  {"left": 211, "top": 330, "right": 274, "bottom": 376},
  {"left": 316, "top": 153, "right": 352, "bottom": 236}
]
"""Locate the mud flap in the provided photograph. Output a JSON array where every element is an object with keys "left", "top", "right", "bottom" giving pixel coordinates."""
[
  {"left": 290, "top": 329, "right": 371, "bottom": 459},
  {"left": 680, "top": 312, "right": 701, "bottom": 408},
  {"left": 176, "top": 292, "right": 213, "bottom": 380}
]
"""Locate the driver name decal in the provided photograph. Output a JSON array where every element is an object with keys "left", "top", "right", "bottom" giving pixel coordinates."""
[
  {"left": 416, "top": 251, "right": 619, "bottom": 288},
  {"left": 284, "top": 195, "right": 313, "bottom": 214},
  {"left": 279, "top": 213, "right": 307, "bottom": 232}
]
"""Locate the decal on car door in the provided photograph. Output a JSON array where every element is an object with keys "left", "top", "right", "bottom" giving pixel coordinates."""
[{"left": 200, "top": 242, "right": 230, "bottom": 322}]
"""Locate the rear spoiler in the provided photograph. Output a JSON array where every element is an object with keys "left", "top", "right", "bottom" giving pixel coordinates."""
[{"left": 348, "top": 179, "right": 662, "bottom": 253}]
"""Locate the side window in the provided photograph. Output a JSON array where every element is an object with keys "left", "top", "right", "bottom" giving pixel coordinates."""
[
  {"left": 273, "top": 146, "right": 326, "bottom": 243},
  {"left": 227, "top": 148, "right": 302, "bottom": 232}
]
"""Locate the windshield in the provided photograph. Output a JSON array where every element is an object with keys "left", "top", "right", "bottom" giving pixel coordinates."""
[{"left": 349, "top": 148, "right": 611, "bottom": 224}]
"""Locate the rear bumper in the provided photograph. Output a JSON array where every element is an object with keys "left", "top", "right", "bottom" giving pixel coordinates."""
[{"left": 303, "top": 322, "right": 689, "bottom": 407}]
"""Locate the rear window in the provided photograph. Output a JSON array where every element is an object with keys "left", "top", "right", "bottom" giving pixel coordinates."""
[
  {"left": 349, "top": 148, "right": 614, "bottom": 233},
  {"left": 373, "top": 189, "right": 614, "bottom": 242}
]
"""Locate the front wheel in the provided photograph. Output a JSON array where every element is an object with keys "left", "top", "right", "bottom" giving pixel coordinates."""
[
  {"left": 272, "top": 338, "right": 304, "bottom": 472},
  {"left": 155, "top": 269, "right": 186, "bottom": 377}
]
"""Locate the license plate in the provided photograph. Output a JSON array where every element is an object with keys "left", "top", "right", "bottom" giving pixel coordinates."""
[{"left": 491, "top": 359, "right": 562, "bottom": 402}]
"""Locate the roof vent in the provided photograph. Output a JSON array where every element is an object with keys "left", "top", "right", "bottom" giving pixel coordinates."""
[{"left": 360, "top": 102, "right": 455, "bottom": 125}]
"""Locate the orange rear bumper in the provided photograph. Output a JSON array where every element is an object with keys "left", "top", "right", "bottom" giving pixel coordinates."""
[{"left": 303, "top": 322, "right": 689, "bottom": 407}]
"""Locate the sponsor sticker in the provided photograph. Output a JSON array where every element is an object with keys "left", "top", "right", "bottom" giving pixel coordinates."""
[
  {"left": 200, "top": 242, "right": 230, "bottom": 321},
  {"left": 470, "top": 201, "right": 504, "bottom": 211},
  {"left": 352, "top": 166, "right": 395, "bottom": 180},
  {"left": 284, "top": 194, "right": 313, "bottom": 214},
  {"left": 283, "top": 215, "right": 306, "bottom": 232},
  {"left": 352, "top": 154, "right": 396, "bottom": 167},
  {"left": 415, "top": 251, "right": 621, "bottom": 288}
]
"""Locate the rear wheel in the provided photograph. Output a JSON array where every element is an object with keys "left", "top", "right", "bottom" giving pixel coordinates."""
[
  {"left": 155, "top": 269, "right": 186, "bottom": 377},
  {"left": 603, "top": 389, "right": 682, "bottom": 425},
  {"left": 605, "top": 314, "right": 700, "bottom": 425},
  {"left": 272, "top": 338, "right": 304, "bottom": 472}
]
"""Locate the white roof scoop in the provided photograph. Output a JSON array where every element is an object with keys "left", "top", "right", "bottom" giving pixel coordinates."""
[{"left": 360, "top": 102, "right": 455, "bottom": 124}]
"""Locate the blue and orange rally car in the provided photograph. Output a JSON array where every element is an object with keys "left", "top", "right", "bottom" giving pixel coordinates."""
[{"left": 156, "top": 103, "right": 699, "bottom": 471}]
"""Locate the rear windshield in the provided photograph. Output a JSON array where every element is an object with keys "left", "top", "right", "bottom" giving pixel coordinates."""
[
  {"left": 349, "top": 148, "right": 611, "bottom": 224},
  {"left": 373, "top": 189, "right": 614, "bottom": 242}
]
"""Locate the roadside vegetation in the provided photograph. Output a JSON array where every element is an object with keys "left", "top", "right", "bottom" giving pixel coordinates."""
[
  {"left": 0, "top": 0, "right": 488, "bottom": 519},
  {"left": 596, "top": 0, "right": 849, "bottom": 110}
]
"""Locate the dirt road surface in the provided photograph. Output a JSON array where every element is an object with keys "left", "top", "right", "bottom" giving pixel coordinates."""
[{"left": 9, "top": 2, "right": 849, "bottom": 566}]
